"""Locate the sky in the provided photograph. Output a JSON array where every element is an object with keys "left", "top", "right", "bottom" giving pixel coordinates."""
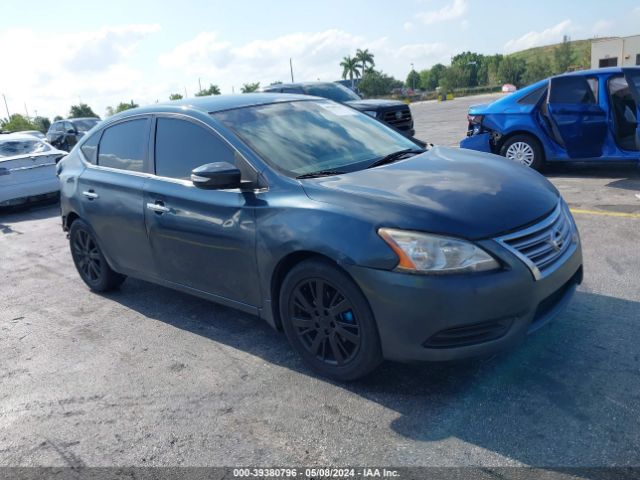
[{"left": 1, "top": 0, "right": 639, "bottom": 119}]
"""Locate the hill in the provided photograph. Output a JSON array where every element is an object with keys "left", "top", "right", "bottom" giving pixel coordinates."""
[{"left": 509, "top": 38, "right": 606, "bottom": 70}]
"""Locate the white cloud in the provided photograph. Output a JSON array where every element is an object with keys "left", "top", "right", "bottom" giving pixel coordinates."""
[
  {"left": 404, "top": 21, "right": 414, "bottom": 32},
  {"left": 1, "top": 25, "right": 451, "bottom": 120},
  {"left": 0, "top": 24, "right": 160, "bottom": 118},
  {"left": 158, "top": 30, "right": 449, "bottom": 93},
  {"left": 416, "top": 0, "right": 467, "bottom": 25},
  {"left": 504, "top": 20, "right": 573, "bottom": 53}
]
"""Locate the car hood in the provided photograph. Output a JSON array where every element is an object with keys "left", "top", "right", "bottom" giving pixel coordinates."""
[
  {"left": 345, "top": 99, "right": 407, "bottom": 109},
  {"left": 301, "top": 146, "right": 559, "bottom": 240}
]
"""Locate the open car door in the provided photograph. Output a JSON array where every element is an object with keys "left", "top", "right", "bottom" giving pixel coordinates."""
[
  {"left": 546, "top": 76, "right": 607, "bottom": 159},
  {"left": 623, "top": 70, "right": 640, "bottom": 151}
]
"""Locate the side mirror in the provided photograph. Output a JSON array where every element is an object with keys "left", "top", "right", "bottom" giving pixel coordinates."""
[{"left": 191, "top": 162, "right": 242, "bottom": 190}]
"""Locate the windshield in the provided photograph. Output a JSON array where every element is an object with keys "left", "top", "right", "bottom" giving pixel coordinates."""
[
  {"left": 212, "top": 100, "right": 417, "bottom": 176},
  {"left": 72, "top": 119, "right": 99, "bottom": 132},
  {"left": 303, "top": 84, "right": 361, "bottom": 103},
  {"left": 0, "top": 139, "right": 50, "bottom": 157}
]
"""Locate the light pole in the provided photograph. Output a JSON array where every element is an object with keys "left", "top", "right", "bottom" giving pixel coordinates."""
[{"left": 411, "top": 63, "right": 416, "bottom": 91}]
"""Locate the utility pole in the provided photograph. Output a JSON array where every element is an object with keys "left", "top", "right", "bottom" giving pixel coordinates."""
[
  {"left": 411, "top": 63, "right": 415, "bottom": 91},
  {"left": 198, "top": 78, "right": 202, "bottom": 93},
  {"left": 290, "top": 58, "right": 294, "bottom": 83},
  {"left": 184, "top": 86, "right": 188, "bottom": 98},
  {"left": 2, "top": 94, "right": 10, "bottom": 119},
  {"left": 24, "top": 102, "right": 29, "bottom": 119}
]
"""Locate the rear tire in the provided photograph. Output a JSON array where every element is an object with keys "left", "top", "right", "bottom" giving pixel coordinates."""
[
  {"left": 69, "top": 220, "right": 126, "bottom": 292},
  {"left": 500, "top": 134, "right": 544, "bottom": 171},
  {"left": 279, "top": 259, "right": 382, "bottom": 381}
]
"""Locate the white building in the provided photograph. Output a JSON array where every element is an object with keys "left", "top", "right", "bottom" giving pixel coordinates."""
[{"left": 591, "top": 35, "right": 640, "bottom": 68}]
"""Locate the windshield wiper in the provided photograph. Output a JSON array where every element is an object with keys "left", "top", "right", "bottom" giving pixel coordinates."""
[
  {"left": 296, "top": 170, "right": 346, "bottom": 179},
  {"left": 367, "top": 148, "right": 425, "bottom": 169}
]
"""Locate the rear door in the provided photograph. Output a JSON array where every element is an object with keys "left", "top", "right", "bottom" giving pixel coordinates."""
[
  {"left": 546, "top": 75, "right": 607, "bottom": 158},
  {"left": 623, "top": 70, "right": 640, "bottom": 151},
  {"left": 77, "top": 117, "right": 156, "bottom": 276},
  {"left": 144, "top": 115, "right": 260, "bottom": 306}
]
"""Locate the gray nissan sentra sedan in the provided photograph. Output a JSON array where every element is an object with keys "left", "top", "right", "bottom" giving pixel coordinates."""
[{"left": 57, "top": 94, "right": 583, "bottom": 381}]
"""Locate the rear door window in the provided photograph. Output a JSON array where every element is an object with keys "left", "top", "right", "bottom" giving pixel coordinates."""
[
  {"left": 97, "top": 118, "right": 149, "bottom": 172},
  {"left": 154, "top": 117, "right": 236, "bottom": 180},
  {"left": 81, "top": 132, "right": 100, "bottom": 164},
  {"left": 549, "top": 76, "right": 596, "bottom": 104}
]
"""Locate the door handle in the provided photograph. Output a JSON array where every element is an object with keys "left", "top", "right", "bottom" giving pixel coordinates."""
[
  {"left": 146, "top": 202, "right": 170, "bottom": 214},
  {"left": 82, "top": 190, "right": 98, "bottom": 200}
]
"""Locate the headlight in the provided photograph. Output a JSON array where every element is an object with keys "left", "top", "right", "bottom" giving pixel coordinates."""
[
  {"left": 378, "top": 228, "right": 500, "bottom": 274},
  {"left": 363, "top": 110, "right": 377, "bottom": 118}
]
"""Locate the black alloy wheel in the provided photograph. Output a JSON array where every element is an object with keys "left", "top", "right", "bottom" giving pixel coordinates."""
[
  {"left": 288, "top": 278, "right": 361, "bottom": 365},
  {"left": 280, "top": 259, "right": 382, "bottom": 381},
  {"left": 69, "top": 219, "right": 126, "bottom": 292}
]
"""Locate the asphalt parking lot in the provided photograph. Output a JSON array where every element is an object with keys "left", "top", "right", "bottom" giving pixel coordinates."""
[{"left": 1, "top": 94, "right": 639, "bottom": 470}]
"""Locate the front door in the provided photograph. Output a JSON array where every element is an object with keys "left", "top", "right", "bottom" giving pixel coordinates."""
[
  {"left": 546, "top": 76, "right": 607, "bottom": 159},
  {"left": 77, "top": 117, "right": 156, "bottom": 276},
  {"left": 144, "top": 116, "right": 260, "bottom": 307}
]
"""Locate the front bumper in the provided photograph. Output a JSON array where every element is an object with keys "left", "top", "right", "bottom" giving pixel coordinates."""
[
  {"left": 346, "top": 239, "right": 583, "bottom": 363},
  {"left": 460, "top": 131, "right": 492, "bottom": 153}
]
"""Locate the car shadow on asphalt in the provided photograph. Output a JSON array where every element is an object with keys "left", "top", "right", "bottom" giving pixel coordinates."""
[
  {"left": 544, "top": 163, "right": 640, "bottom": 183},
  {"left": 0, "top": 200, "right": 60, "bottom": 221},
  {"left": 102, "top": 278, "right": 640, "bottom": 470}
]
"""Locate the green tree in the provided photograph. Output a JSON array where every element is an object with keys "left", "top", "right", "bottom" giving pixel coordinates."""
[
  {"left": 419, "top": 69, "right": 435, "bottom": 90},
  {"left": 523, "top": 57, "right": 552, "bottom": 86},
  {"left": 358, "top": 70, "right": 402, "bottom": 97},
  {"left": 485, "top": 54, "right": 504, "bottom": 85},
  {"left": 340, "top": 55, "right": 361, "bottom": 88},
  {"left": 105, "top": 101, "right": 139, "bottom": 117},
  {"left": 69, "top": 103, "right": 99, "bottom": 118},
  {"left": 451, "top": 51, "right": 485, "bottom": 87},
  {"left": 169, "top": 93, "right": 183, "bottom": 100},
  {"left": 195, "top": 84, "right": 221, "bottom": 96},
  {"left": 497, "top": 56, "right": 526, "bottom": 86},
  {"left": 355, "top": 48, "right": 375, "bottom": 76},
  {"left": 429, "top": 64, "right": 447, "bottom": 89},
  {"left": 406, "top": 69, "right": 421, "bottom": 90},
  {"left": 0, "top": 114, "right": 38, "bottom": 132},
  {"left": 241, "top": 82, "right": 260, "bottom": 93},
  {"left": 33, "top": 116, "right": 51, "bottom": 133},
  {"left": 53, "top": 115, "right": 63, "bottom": 122},
  {"left": 554, "top": 38, "right": 574, "bottom": 74}
]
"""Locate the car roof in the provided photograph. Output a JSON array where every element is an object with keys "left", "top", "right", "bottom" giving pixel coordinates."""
[
  {"left": 107, "top": 93, "right": 315, "bottom": 121},
  {"left": 559, "top": 66, "right": 640, "bottom": 77},
  {"left": 262, "top": 81, "right": 338, "bottom": 90},
  {"left": 0, "top": 133, "right": 45, "bottom": 141}
]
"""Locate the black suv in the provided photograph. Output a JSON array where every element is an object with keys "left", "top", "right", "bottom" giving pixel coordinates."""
[
  {"left": 46, "top": 117, "right": 100, "bottom": 151},
  {"left": 261, "top": 82, "right": 415, "bottom": 137}
]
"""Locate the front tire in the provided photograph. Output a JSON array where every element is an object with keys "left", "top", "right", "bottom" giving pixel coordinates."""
[
  {"left": 279, "top": 259, "right": 382, "bottom": 381},
  {"left": 500, "top": 134, "right": 544, "bottom": 170},
  {"left": 69, "top": 220, "right": 126, "bottom": 292}
]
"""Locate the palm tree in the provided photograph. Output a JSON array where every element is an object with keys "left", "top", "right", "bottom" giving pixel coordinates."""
[
  {"left": 355, "top": 49, "right": 375, "bottom": 77},
  {"left": 340, "top": 56, "right": 361, "bottom": 88}
]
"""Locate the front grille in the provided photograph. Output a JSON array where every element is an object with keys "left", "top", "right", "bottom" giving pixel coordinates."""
[
  {"left": 382, "top": 109, "right": 412, "bottom": 127},
  {"left": 496, "top": 202, "right": 577, "bottom": 281}
]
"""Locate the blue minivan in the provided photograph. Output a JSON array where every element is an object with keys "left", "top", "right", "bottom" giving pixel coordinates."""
[{"left": 460, "top": 68, "right": 640, "bottom": 169}]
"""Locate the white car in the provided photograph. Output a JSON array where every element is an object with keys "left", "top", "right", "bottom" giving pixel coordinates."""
[{"left": 0, "top": 134, "right": 66, "bottom": 207}]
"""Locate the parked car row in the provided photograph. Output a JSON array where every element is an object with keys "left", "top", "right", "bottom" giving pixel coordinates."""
[{"left": 56, "top": 93, "right": 582, "bottom": 380}]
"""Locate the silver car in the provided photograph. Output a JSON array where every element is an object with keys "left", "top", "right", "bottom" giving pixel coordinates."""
[{"left": 0, "top": 133, "right": 66, "bottom": 207}]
